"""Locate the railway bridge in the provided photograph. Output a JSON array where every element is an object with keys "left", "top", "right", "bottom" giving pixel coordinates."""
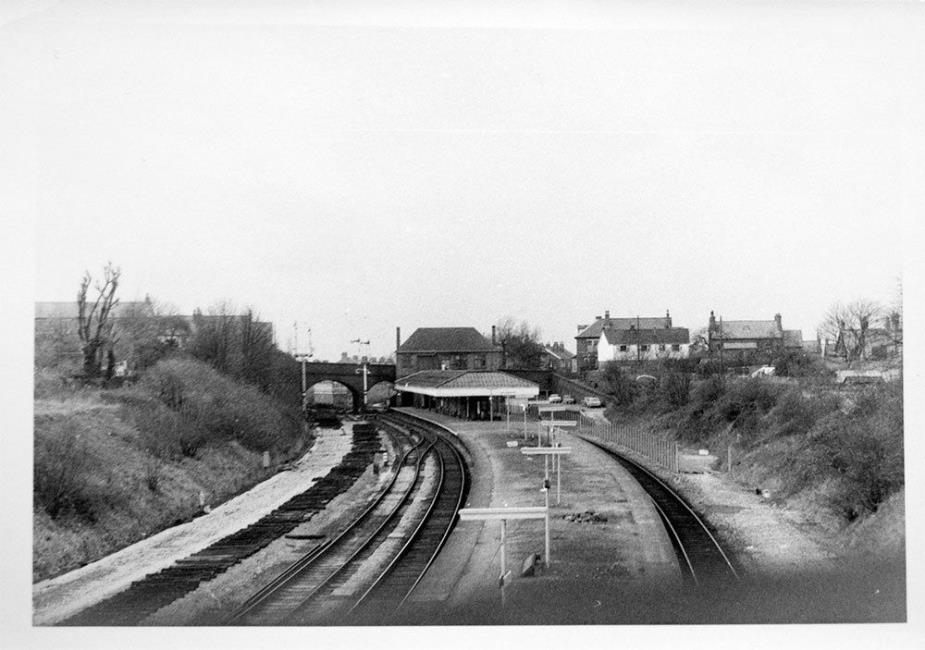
[{"left": 298, "top": 361, "right": 396, "bottom": 411}]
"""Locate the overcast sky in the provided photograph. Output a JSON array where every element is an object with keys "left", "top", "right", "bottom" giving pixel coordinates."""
[{"left": 5, "top": 1, "right": 920, "bottom": 361}]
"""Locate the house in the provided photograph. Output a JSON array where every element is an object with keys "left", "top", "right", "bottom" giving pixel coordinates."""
[
  {"left": 575, "top": 310, "right": 673, "bottom": 371},
  {"left": 540, "top": 342, "right": 578, "bottom": 374},
  {"left": 707, "top": 311, "right": 802, "bottom": 363},
  {"left": 395, "top": 326, "right": 503, "bottom": 378},
  {"left": 597, "top": 325, "right": 691, "bottom": 364}
]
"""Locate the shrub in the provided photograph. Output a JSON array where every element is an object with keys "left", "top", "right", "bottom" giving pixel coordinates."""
[
  {"left": 34, "top": 420, "right": 98, "bottom": 520},
  {"left": 133, "top": 357, "right": 301, "bottom": 454},
  {"left": 785, "top": 382, "right": 903, "bottom": 520},
  {"left": 659, "top": 370, "right": 691, "bottom": 408},
  {"left": 600, "top": 362, "right": 637, "bottom": 407}
]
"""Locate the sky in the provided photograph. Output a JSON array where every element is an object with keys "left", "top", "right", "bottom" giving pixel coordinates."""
[{"left": 5, "top": 1, "right": 921, "bottom": 362}]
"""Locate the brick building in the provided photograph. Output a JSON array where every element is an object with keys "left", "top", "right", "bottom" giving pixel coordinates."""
[{"left": 395, "top": 326, "right": 503, "bottom": 378}]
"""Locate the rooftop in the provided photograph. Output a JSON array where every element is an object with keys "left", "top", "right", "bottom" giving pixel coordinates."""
[
  {"left": 398, "top": 327, "right": 499, "bottom": 353},
  {"left": 394, "top": 370, "right": 539, "bottom": 397},
  {"left": 577, "top": 316, "right": 672, "bottom": 339},
  {"left": 602, "top": 327, "right": 691, "bottom": 345}
]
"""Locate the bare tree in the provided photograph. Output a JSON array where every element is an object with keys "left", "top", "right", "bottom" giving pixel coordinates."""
[
  {"left": 239, "top": 308, "right": 275, "bottom": 389},
  {"left": 76, "top": 262, "right": 121, "bottom": 378},
  {"left": 494, "top": 317, "right": 544, "bottom": 369},
  {"left": 819, "top": 299, "right": 883, "bottom": 367}
]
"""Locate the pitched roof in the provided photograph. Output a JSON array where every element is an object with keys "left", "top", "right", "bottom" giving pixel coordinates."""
[
  {"left": 714, "top": 320, "right": 781, "bottom": 340},
  {"left": 783, "top": 329, "right": 803, "bottom": 348},
  {"left": 394, "top": 370, "right": 540, "bottom": 396},
  {"left": 398, "top": 327, "right": 498, "bottom": 353},
  {"left": 543, "top": 346, "right": 576, "bottom": 360},
  {"left": 35, "top": 301, "right": 154, "bottom": 319},
  {"left": 577, "top": 316, "right": 671, "bottom": 339},
  {"left": 602, "top": 327, "right": 690, "bottom": 345}
]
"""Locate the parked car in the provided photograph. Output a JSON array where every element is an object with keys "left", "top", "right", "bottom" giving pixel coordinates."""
[
  {"left": 562, "top": 395, "right": 576, "bottom": 404},
  {"left": 582, "top": 396, "right": 602, "bottom": 408},
  {"left": 548, "top": 393, "right": 562, "bottom": 403}
]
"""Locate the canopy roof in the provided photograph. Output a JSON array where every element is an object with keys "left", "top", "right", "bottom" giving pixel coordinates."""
[{"left": 394, "top": 370, "right": 539, "bottom": 398}]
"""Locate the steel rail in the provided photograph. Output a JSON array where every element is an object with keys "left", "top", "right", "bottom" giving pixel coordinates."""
[
  {"left": 581, "top": 435, "right": 739, "bottom": 583},
  {"left": 349, "top": 413, "right": 468, "bottom": 617},
  {"left": 227, "top": 426, "right": 425, "bottom": 623},
  {"left": 276, "top": 437, "right": 438, "bottom": 622}
]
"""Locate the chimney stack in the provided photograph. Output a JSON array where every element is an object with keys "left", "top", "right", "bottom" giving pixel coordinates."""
[
  {"left": 396, "top": 327, "right": 401, "bottom": 354},
  {"left": 491, "top": 325, "right": 497, "bottom": 345},
  {"left": 709, "top": 310, "right": 716, "bottom": 331},
  {"left": 604, "top": 310, "right": 610, "bottom": 320},
  {"left": 774, "top": 313, "right": 782, "bottom": 331}
]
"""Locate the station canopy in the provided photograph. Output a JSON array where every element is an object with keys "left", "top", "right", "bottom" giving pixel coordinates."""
[{"left": 394, "top": 370, "right": 540, "bottom": 398}]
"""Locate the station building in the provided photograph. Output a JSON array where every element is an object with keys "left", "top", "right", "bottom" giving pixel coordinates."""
[{"left": 393, "top": 369, "right": 539, "bottom": 420}]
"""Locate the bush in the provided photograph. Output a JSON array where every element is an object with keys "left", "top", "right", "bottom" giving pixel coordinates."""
[
  {"left": 659, "top": 370, "right": 691, "bottom": 407},
  {"left": 785, "top": 382, "right": 903, "bottom": 520},
  {"left": 133, "top": 357, "right": 301, "bottom": 454},
  {"left": 600, "top": 362, "right": 637, "bottom": 407},
  {"left": 34, "top": 420, "right": 98, "bottom": 520}
]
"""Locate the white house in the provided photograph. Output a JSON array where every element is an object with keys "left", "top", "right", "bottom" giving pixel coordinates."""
[{"left": 597, "top": 326, "right": 691, "bottom": 364}]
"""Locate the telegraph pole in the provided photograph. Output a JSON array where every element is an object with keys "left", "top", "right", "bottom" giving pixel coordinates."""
[
  {"left": 352, "top": 338, "right": 371, "bottom": 408},
  {"left": 295, "top": 324, "right": 313, "bottom": 414}
]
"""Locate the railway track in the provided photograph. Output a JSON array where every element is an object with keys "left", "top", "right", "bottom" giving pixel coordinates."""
[
  {"left": 581, "top": 436, "right": 740, "bottom": 587},
  {"left": 230, "top": 411, "right": 469, "bottom": 625},
  {"left": 347, "top": 412, "right": 468, "bottom": 623},
  {"left": 62, "top": 420, "right": 387, "bottom": 626}
]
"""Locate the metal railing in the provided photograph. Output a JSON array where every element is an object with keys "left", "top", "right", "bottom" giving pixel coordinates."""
[{"left": 577, "top": 413, "right": 679, "bottom": 474}]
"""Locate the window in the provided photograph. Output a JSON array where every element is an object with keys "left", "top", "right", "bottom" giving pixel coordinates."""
[
  {"left": 640, "top": 345, "right": 649, "bottom": 352},
  {"left": 619, "top": 345, "right": 627, "bottom": 352},
  {"left": 658, "top": 344, "right": 666, "bottom": 352},
  {"left": 672, "top": 344, "right": 681, "bottom": 352},
  {"left": 474, "top": 355, "right": 486, "bottom": 368}
]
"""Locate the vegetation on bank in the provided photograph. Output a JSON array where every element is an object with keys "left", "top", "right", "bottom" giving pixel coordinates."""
[
  {"left": 33, "top": 357, "right": 308, "bottom": 581},
  {"left": 598, "top": 358, "right": 904, "bottom": 532}
]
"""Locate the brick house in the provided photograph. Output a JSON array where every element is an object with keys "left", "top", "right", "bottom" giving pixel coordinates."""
[{"left": 395, "top": 326, "right": 503, "bottom": 378}]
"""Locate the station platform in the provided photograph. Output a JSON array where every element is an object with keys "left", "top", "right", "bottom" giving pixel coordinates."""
[{"left": 397, "top": 408, "right": 681, "bottom": 624}]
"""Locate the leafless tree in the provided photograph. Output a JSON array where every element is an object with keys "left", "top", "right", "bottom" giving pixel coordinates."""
[
  {"left": 76, "top": 262, "right": 121, "bottom": 378},
  {"left": 239, "top": 308, "right": 275, "bottom": 389},
  {"left": 819, "top": 299, "right": 883, "bottom": 367},
  {"left": 494, "top": 317, "right": 544, "bottom": 369}
]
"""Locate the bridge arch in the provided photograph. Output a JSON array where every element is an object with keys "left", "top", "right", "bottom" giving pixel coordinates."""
[{"left": 298, "top": 361, "right": 396, "bottom": 413}]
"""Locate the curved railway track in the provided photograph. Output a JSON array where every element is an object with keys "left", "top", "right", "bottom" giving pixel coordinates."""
[
  {"left": 230, "top": 411, "right": 469, "bottom": 625},
  {"left": 347, "top": 413, "right": 468, "bottom": 623},
  {"left": 581, "top": 436, "right": 740, "bottom": 586}
]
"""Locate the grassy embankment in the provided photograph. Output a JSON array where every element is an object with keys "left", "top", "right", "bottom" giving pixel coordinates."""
[
  {"left": 602, "top": 366, "right": 904, "bottom": 559},
  {"left": 33, "top": 358, "right": 309, "bottom": 581}
]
